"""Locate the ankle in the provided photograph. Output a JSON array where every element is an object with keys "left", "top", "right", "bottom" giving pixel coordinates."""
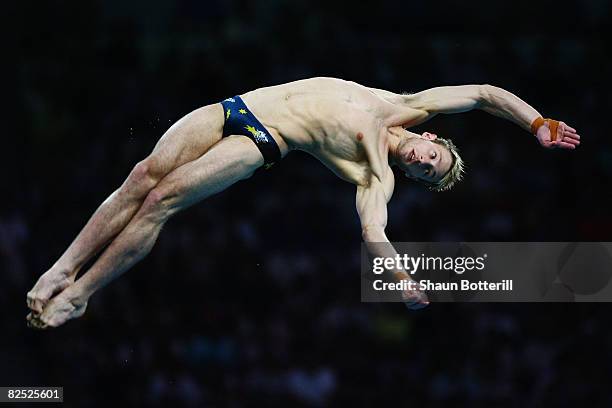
[
  {"left": 51, "top": 261, "right": 79, "bottom": 279},
  {"left": 62, "top": 284, "right": 89, "bottom": 304}
]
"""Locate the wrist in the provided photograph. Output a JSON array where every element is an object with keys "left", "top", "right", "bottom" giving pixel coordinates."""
[
  {"left": 530, "top": 116, "right": 560, "bottom": 141},
  {"left": 362, "top": 225, "right": 386, "bottom": 242},
  {"left": 393, "top": 270, "right": 413, "bottom": 282},
  {"left": 530, "top": 116, "right": 545, "bottom": 135}
]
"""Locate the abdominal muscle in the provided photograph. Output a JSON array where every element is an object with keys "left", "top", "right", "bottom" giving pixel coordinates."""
[{"left": 241, "top": 77, "right": 391, "bottom": 185}]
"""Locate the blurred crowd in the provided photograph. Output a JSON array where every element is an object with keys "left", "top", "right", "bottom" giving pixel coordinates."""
[{"left": 4, "top": 0, "right": 612, "bottom": 406}]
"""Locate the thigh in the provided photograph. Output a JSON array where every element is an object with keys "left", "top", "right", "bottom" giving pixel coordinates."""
[
  {"left": 146, "top": 103, "right": 225, "bottom": 177},
  {"left": 153, "top": 135, "right": 265, "bottom": 214}
]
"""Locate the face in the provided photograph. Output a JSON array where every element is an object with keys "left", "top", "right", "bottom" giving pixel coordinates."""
[{"left": 397, "top": 132, "right": 453, "bottom": 184}]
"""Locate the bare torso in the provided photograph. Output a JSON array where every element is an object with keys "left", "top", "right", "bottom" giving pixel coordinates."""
[{"left": 240, "top": 77, "right": 422, "bottom": 186}]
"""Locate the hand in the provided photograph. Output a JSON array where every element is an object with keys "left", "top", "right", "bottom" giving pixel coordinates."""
[
  {"left": 401, "top": 285, "right": 430, "bottom": 310},
  {"left": 535, "top": 120, "right": 581, "bottom": 150}
]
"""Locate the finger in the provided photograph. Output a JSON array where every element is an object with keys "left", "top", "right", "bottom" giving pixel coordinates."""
[
  {"left": 405, "top": 295, "right": 429, "bottom": 307},
  {"left": 562, "top": 137, "right": 580, "bottom": 146},
  {"left": 408, "top": 301, "right": 429, "bottom": 310},
  {"left": 564, "top": 131, "right": 580, "bottom": 141},
  {"left": 554, "top": 141, "right": 576, "bottom": 149},
  {"left": 563, "top": 124, "right": 577, "bottom": 133}
]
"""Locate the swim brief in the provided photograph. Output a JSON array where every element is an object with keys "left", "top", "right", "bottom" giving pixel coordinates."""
[{"left": 219, "top": 95, "right": 281, "bottom": 170}]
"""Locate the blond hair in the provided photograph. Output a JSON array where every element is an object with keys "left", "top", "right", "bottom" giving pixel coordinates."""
[{"left": 425, "top": 137, "right": 465, "bottom": 192}]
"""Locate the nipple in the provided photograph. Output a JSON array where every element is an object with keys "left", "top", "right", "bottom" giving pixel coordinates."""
[{"left": 356, "top": 132, "right": 364, "bottom": 141}]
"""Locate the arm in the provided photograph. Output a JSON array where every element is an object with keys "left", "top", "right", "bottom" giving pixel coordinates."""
[
  {"left": 356, "top": 170, "right": 429, "bottom": 310},
  {"left": 405, "top": 85, "right": 536, "bottom": 127},
  {"left": 404, "top": 84, "right": 581, "bottom": 149}
]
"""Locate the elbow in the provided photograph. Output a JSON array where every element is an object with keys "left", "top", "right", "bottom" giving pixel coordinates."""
[{"left": 478, "top": 84, "right": 496, "bottom": 107}]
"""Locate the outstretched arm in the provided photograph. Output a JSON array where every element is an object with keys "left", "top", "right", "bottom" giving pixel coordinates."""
[
  {"left": 356, "top": 170, "right": 429, "bottom": 310},
  {"left": 402, "top": 84, "right": 581, "bottom": 149}
]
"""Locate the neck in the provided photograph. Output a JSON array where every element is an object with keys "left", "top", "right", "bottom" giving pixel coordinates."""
[
  {"left": 387, "top": 127, "right": 407, "bottom": 166},
  {"left": 387, "top": 127, "right": 423, "bottom": 165}
]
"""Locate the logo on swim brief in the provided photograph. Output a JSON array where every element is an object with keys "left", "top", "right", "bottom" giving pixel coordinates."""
[
  {"left": 224, "top": 97, "right": 236, "bottom": 102},
  {"left": 245, "top": 125, "right": 269, "bottom": 143}
]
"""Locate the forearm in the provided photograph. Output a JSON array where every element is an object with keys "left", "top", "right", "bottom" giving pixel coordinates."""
[
  {"left": 480, "top": 85, "right": 541, "bottom": 132},
  {"left": 361, "top": 226, "right": 430, "bottom": 308},
  {"left": 362, "top": 226, "right": 412, "bottom": 281}
]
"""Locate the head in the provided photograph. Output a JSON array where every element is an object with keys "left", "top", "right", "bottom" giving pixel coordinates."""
[{"left": 394, "top": 130, "right": 464, "bottom": 191}]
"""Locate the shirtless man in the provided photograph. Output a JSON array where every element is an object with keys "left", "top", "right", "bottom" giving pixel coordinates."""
[{"left": 26, "top": 77, "right": 580, "bottom": 328}]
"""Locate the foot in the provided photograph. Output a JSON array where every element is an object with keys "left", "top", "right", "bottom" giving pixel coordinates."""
[
  {"left": 27, "top": 287, "right": 88, "bottom": 329},
  {"left": 26, "top": 266, "right": 76, "bottom": 314}
]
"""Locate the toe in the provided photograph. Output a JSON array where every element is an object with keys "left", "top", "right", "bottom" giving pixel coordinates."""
[
  {"left": 32, "top": 299, "right": 44, "bottom": 314},
  {"left": 26, "top": 291, "right": 36, "bottom": 309},
  {"left": 27, "top": 293, "right": 45, "bottom": 314},
  {"left": 27, "top": 315, "right": 48, "bottom": 330},
  {"left": 27, "top": 296, "right": 38, "bottom": 314},
  {"left": 40, "top": 300, "right": 74, "bottom": 328}
]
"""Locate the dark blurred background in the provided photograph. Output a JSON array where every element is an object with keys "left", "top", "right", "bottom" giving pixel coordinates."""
[{"left": 3, "top": 0, "right": 612, "bottom": 406}]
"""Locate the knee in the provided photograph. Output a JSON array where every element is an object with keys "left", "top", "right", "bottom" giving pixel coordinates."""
[
  {"left": 124, "top": 159, "right": 163, "bottom": 196},
  {"left": 239, "top": 161, "right": 259, "bottom": 180},
  {"left": 244, "top": 154, "right": 263, "bottom": 173},
  {"left": 140, "top": 186, "right": 176, "bottom": 220}
]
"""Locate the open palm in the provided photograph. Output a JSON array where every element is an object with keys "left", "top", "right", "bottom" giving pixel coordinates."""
[{"left": 536, "top": 120, "right": 581, "bottom": 149}]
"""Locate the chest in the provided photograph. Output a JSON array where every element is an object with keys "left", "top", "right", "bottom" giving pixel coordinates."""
[{"left": 314, "top": 153, "right": 372, "bottom": 186}]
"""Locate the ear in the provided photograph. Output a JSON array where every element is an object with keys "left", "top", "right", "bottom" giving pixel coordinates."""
[{"left": 422, "top": 132, "right": 437, "bottom": 141}]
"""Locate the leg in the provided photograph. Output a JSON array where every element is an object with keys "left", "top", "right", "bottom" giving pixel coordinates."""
[
  {"left": 27, "top": 104, "right": 224, "bottom": 313},
  {"left": 29, "top": 135, "right": 264, "bottom": 328}
]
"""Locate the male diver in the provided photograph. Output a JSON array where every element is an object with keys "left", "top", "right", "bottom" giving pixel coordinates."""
[{"left": 26, "top": 77, "right": 580, "bottom": 328}]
